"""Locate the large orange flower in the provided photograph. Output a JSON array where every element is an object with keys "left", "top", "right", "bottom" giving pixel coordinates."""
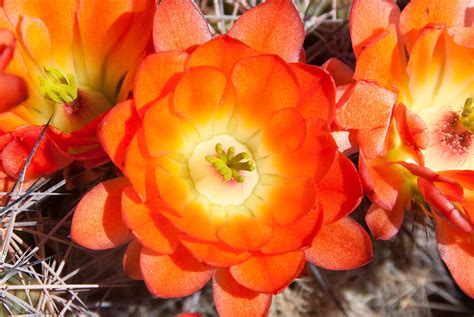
[
  {"left": 0, "top": 0, "right": 154, "bottom": 180},
  {"left": 334, "top": 0, "right": 474, "bottom": 297},
  {"left": 71, "top": 0, "right": 372, "bottom": 315}
]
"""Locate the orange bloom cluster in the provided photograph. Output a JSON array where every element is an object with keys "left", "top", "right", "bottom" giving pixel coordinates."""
[
  {"left": 331, "top": 0, "right": 474, "bottom": 297},
  {"left": 71, "top": 0, "right": 372, "bottom": 315},
  {"left": 0, "top": 0, "right": 154, "bottom": 183}
]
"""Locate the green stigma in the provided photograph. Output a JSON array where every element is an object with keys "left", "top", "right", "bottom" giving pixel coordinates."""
[
  {"left": 39, "top": 66, "right": 77, "bottom": 104},
  {"left": 461, "top": 97, "right": 474, "bottom": 132},
  {"left": 205, "top": 143, "right": 255, "bottom": 183}
]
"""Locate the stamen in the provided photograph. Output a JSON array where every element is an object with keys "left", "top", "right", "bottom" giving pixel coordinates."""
[
  {"left": 39, "top": 66, "right": 77, "bottom": 104},
  {"left": 461, "top": 97, "right": 474, "bottom": 132},
  {"left": 205, "top": 143, "right": 255, "bottom": 182}
]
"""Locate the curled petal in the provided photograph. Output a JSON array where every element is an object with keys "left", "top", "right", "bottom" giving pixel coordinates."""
[{"left": 213, "top": 269, "right": 272, "bottom": 317}]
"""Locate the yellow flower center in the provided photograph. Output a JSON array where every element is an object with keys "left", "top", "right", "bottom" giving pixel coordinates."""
[
  {"left": 205, "top": 143, "right": 255, "bottom": 183},
  {"left": 38, "top": 66, "right": 78, "bottom": 104}
]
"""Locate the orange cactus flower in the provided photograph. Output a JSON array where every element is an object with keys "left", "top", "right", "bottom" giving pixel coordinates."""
[
  {"left": 336, "top": 0, "right": 474, "bottom": 297},
  {"left": 71, "top": 0, "right": 372, "bottom": 315},
  {"left": 0, "top": 0, "right": 154, "bottom": 180}
]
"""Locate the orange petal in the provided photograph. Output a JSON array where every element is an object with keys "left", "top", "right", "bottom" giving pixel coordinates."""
[
  {"left": 186, "top": 35, "right": 257, "bottom": 76},
  {"left": 123, "top": 240, "right": 143, "bottom": 280},
  {"left": 180, "top": 236, "right": 251, "bottom": 267},
  {"left": 365, "top": 201, "right": 405, "bottom": 240},
  {"left": 142, "top": 95, "right": 196, "bottom": 157},
  {"left": 288, "top": 63, "right": 336, "bottom": 122},
  {"left": 170, "top": 201, "right": 219, "bottom": 242},
  {"left": 273, "top": 119, "right": 337, "bottom": 182},
  {"left": 305, "top": 216, "right": 373, "bottom": 270},
  {"left": 322, "top": 58, "right": 354, "bottom": 86},
  {"left": 153, "top": 0, "right": 211, "bottom": 52},
  {"left": 71, "top": 177, "right": 131, "bottom": 250},
  {"left": 102, "top": 0, "right": 155, "bottom": 100},
  {"left": 75, "top": 0, "right": 128, "bottom": 87},
  {"left": 213, "top": 269, "right": 272, "bottom": 317},
  {"left": 122, "top": 186, "right": 178, "bottom": 254},
  {"left": 4, "top": 0, "right": 75, "bottom": 70},
  {"left": 262, "top": 108, "right": 306, "bottom": 154},
  {"left": 435, "top": 215, "right": 474, "bottom": 298},
  {"left": 260, "top": 204, "right": 322, "bottom": 254},
  {"left": 140, "top": 245, "right": 214, "bottom": 298},
  {"left": 172, "top": 66, "right": 227, "bottom": 135},
  {"left": 123, "top": 130, "right": 156, "bottom": 201},
  {"left": 336, "top": 81, "right": 397, "bottom": 158},
  {"left": 231, "top": 55, "right": 300, "bottom": 132},
  {"left": 400, "top": 0, "right": 471, "bottom": 51},
  {"left": 228, "top": 0, "right": 304, "bottom": 62},
  {"left": 349, "top": 0, "right": 400, "bottom": 57},
  {"left": 0, "top": 73, "right": 27, "bottom": 111},
  {"left": 259, "top": 176, "right": 317, "bottom": 226},
  {"left": 230, "top": 251, "right": 305, "bottom": 294},
  {"left": 98, "top": 100, "right": 140, "bottom": 169},
  {"left": 0, "top": 29, "right": 15, "bottom": 70},
  {"left": 134, "top": 51, "right": 188, "bottom": 114},
  {"left": 216, "top": 214, "right": 273, "bottom": 251},
  {"left": 318, "top": 152, "right": 363, "bottom": 224}
]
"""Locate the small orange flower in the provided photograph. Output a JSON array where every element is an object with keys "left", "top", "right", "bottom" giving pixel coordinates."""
[
  {"left": 71, "top": 0, "right": 372, "bottom": 315},
  {"left": 0, "top": 0, "right": 154, "bottom": 180},
  {"left": 335, "top": 0, "right": 474, "bottom": 297}
]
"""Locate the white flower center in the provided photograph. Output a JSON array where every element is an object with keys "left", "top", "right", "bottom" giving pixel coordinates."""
[{"left": 188, "top": 135, "right": 259, "bottom": 206}]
